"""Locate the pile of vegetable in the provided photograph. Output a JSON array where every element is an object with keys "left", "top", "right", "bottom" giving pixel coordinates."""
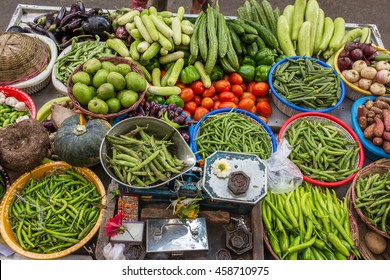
[
  {"left": 354, "top": 170, "right": 390, "bottom": 236},
  {"left": 357, "top": 97, "right": 390, "bottom": 153},
  {"left": 12, "top": 1, "right": 112, "bottom": 49},
  {"left": 0, "top": 91, "right": 31, "bottom": 127},
  {"left": 284, "top": 117, "right": 361, "bottom": 182},
  {"left": 338, "top": 42, "right": 390, "bottom": 95},
  {"left": 263, "top": 183, "right": 359, "bottom": 260},
  {"left": 195, "top": 110, "right": 273, "bottom": 159},
  {"left": 271, "top": 57, "right": 342, "bottom": 110},
  {"left": 104, "top": 125, "right": 186, "bottom": 187},
  {"left": 70, "top": 57, "right": 147, "bottom": 116},
  {"left": 9, "top": 168, "right": 102, "bottom": 254}
]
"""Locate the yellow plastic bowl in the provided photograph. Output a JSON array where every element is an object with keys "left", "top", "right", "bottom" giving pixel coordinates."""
[
  {"left": 334, "top": 44, "right": 390, "bottom": 97},
  {"left": 0, "top": 161, "right": 106, "bottom": 259}
]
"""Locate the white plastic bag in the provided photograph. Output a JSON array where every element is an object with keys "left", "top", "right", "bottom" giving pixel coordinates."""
[
  {"left": 103, "top": 242, "right": 126, "bottom": 260},
  {"left": 265, "top": 138, "right": 303, "bottom": 194}
]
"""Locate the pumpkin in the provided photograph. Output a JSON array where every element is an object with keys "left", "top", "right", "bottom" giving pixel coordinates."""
[{"left": 54, "top": 114, "right": 111, "bottom": 167}]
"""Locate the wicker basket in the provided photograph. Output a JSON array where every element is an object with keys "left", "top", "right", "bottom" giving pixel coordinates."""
[
  {"left": 278, "top": 112, "right": 365, "bottom": 187},
  {"left": 3, "top": 33, "right": 58, "bottom": 95},
  {"left": 346, "top": 185, "right": 390, "bottom": 259},
  {"left": 67, "top": 57, "right": 146, "bottom": 120},
  {"left": 334, "top": 45, "right": 390, "bottom": 101},
  {"left": 350, "top": 158, "right": 390, "bottom": 240}
]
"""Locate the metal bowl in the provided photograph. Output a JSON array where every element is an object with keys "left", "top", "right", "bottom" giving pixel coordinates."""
[{"left": 100, "top": 116, "right": 196, "bottom": 189}]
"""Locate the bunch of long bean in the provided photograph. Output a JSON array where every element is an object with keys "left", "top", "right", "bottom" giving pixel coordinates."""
[
  {"left": 9, "top": 168, "right": 102, "bottom": 254},
  {"left": 272, "top": 57, "right": 342, "bottom": 110},
  {"left": 105, "top": 126, "right": 185, "bottom": 187},
  {"left": 195, "top": 111, "right": 272, "bottom": 159},
  {"left": 263, "top": 183, "right": 359, "bottom": 260},
  {"left": 284, "top": 118, "right": 360, "bottom": 182},
  {"left": 0, "top": 103, "right": 30, "bottom": 127},
  {"left": 354, "top": 170, "right": 390, "bottom": 236},
  {"left": 54, "top": 40, "right": 116, "bottom": 85}
]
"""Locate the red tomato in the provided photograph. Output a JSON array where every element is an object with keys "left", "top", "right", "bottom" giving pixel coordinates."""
[
  {"left": 190, "top": 81, "right": 205, "bottom": 95},
  {"left": 240, "top": 83, "right": 247, "bottom": 92},
  {"left": 184, "top": 101, "right": 197, "bottom": 115},
  {"left": 246, "top": 81, "right": 256, "bottom": 93},
  {"left": 211, "top": 94, "right": 219, "bottom": 102},
  {"left": 219, "top": 102, "right": 238, "bottom": 109},
  {"left": 238, "top": 98, "right": 255, "bottom": 111},
  {"left": 252, "top": 82, "right": 270, "bottom": 97},
  {"left": 231, "top": 84, "right": 244, "bottom": 96},
  {"left": 215, "top": 80, "right": 231, "bottom": 93},
  {"left": 194, "top": 106, "right": 209, "bottom": 121},
  {"left": 256, "top": 101, "right": 273, "bottom": 117},
  {"left": 213, "top": 101, "right": 221, "bottom": 110},
  {"left": 175, "top": 82, "right": 186, "bottom": 90},
  {"left": 183, "top": 110, "right": 192, "bottom": 117},
  {"left": 240, "top": 92, "right": 257, "bottom": 103},
  {"left": 229, "top": 72, "right": 244, "bottom": 85},
  {"left": 250, "top": 106, "right": 257, "bottom": 115},
  {"left": 193, "top": 95, "right": 202, "bottom": 106},
  {"left": 257, "top": 96, "right": 270, "bottom": 103},
  {"left": 219, "top": 91, "right": 235, "bottom": 102},
  {"left": 202, "top": 85, "right": 216, "bottom": 98},
  {"left": 179, "top": 87, "right": 194, "bottom": 102},
  {"left": 231, "top": 97, "right": 239, "bottom": 104},
  {"left": 201, "top": 97, "right": 214, "bottom": 110}
]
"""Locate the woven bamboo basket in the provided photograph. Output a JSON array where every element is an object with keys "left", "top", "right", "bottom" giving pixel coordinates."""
[
  {"left": 67, "top": 57, "right": 146, "bottom": 120},
  {"left": 351, "top": 158, "right": 390, "bottom": 240},
  {"left": 346, "top": 185, "right": 390, "bottom": 260}
]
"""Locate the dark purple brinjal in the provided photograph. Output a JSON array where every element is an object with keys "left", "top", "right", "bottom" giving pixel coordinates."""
[
  {"left": 184, "top": 119, "right": 192, "bottom": 127},
  {"left": 175, "top": 107, "right": 183, "bottom": 116},
  {"left": 69, "top": 3, "right": 80, "bottom": 14},
  {"left": 6, "top": 25, "right": 25, "bottom": 33},
  {"left": 136, "top": 104, "right": 146, "bottom": 116},
  {"left": 179, "top": 130, "right": 190, "bottom": 142},
  {"left": 172, "top": 114, "right": 187, "bottom": 125},
  {"left": 168, "top": 110, "right": 175, "bottom": 120},
  {"left": 157, "top": 106, "right": 167, "bottom": 118},
  {"left": 42, "top": 120, "right": 57, "bottom": 133},
  {"left": 149, "top": 101, "right": 159, "bottom": 117},
  {"left": 167, "top": 103, "right": 176, "bottom": 113},
  {"left": 81, "top": 15, "right": 113, "bottom": 40},
  {"left": 143, "top": 101, "right": 151, "bottom": 116},
  {"left": 115, "top": 26, "right": 129, "bottom": 39},
  {"left": 77, "top": 1, "right": 86, "bottom": 13},
  {"left": 68, "top": 18, "right": 83, "bottom": 30},
  {"left": 59, "top": 11, "right": 82, "bottom": 29}
]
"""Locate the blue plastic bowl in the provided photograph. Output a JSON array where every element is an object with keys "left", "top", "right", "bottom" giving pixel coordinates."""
[
  {"left": 268, "top": 56, "right": 346, "bottom": 117},
  {"left": 351, "top": 96, "right": 390, "bottom": 160},
  {"left": 190, "top": 108, "right": 278, "bottom": 161}
]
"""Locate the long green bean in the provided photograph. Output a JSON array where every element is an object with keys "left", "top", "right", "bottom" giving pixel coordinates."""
[{"left": 195, "top": 111, "right": 272, "bottom": 159}]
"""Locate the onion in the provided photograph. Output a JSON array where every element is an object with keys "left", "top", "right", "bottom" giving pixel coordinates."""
[
  {"left": 339, "top": 50, "right": 350, "bottom": 58},
  {"left": 365, "top": 52, "right": 378, "bottom": 62},
  {"left": 375, "top": 69, "right": 390, "bottom": 84},
  {"left": 376, "top": 61, "right": 390, "bottom": 71},
  {"left": 362, "top": 44, "right": 376, "bottom": 58},
  {"left": 337, "top": 57, "right": 353, "bottom": 71},
  {"left": 350, "top": 48, "right": 364, "bottom": 61},
  {"left": 344, "top": 42, "right": 359, "bottom": 51}
]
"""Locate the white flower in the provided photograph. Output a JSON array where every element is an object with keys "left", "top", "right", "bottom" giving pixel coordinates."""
[{"left": 213, "top": 159, "right": 231, "bottom": 178}]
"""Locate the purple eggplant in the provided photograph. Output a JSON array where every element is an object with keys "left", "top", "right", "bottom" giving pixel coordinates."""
[
  {"left": 115, "top": 26, "right": 129, "bottom": 39},
  {"left": 81, "top": 15, "right": 113, "bottom": 40},
  {"left": 173, "top": 114, "right": 187, "bottom": 125},
  {"left": 167, "top": 103, "right": 176, "bottom": 113},
  {"left": 179, "top": 130, "right": 190, "bottom": 142},
  {"left": 42, "top": 120, "right": 57, "bottom": 133},
  {"left": 143, "top": 101, "right": 151, "bottom": 116},
  {"left": 136, "top": 104, "right": 146, "bottom": 116},
  {"left": 175, "top": 107, "right": 183, "bottom": 116}
]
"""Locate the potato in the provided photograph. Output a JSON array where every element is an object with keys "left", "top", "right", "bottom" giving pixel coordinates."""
[
  {"left": 374, "top": 117, "right": 384, "bottom": 137},
  {"left": 383, "top": 140, "right": 390, "bottom": 154},
  {"left": 364, "top": 123, "right": 376, "bottom": 139},
  {"left": 364, "top": 231, "right": 387, "bottom": 255}
]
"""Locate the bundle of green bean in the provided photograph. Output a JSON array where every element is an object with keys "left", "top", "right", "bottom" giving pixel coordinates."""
[
  {"left": 195, "top": 111, "right": 272, "bottom": 159},
  {"left": 272, "top": 57, "right": 342, "bottom": 110},
  {"left": 263, "top": 183, "right": 359, "bottom": 260},
  {"left": 0, "top": 103, "right": 30, "bottom": 127},
  {"left": 284, "top": 118, "right": 360, "bottom": 182},
  {"left": 54, "top": 40, "right": 116, "bottom": 85},
  {"left": 9, "top": 168, "right": 102, "bottom": 254},
  {"left": 105, "top": 126, "right": 185, "bottom": 187},
  {"left": 355, "top": 171, "right": 390, "bottom": 236}
]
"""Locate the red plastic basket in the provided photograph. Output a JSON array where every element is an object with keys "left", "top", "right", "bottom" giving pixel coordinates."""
[
  {"left": 278, "top": 112, "right": 364, "bottom": 187},
  {"left": 0, "top": 86, "right": 37, "bottom": 119}
]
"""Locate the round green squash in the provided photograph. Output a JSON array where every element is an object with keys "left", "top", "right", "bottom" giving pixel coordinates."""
[{"left": 54, "top": 114, "right": 111, "bottom": 167}]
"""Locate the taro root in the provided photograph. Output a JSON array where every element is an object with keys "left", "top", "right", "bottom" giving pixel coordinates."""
[{"left": 0, "top": 119, "right": 50, "bottom": 173}]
